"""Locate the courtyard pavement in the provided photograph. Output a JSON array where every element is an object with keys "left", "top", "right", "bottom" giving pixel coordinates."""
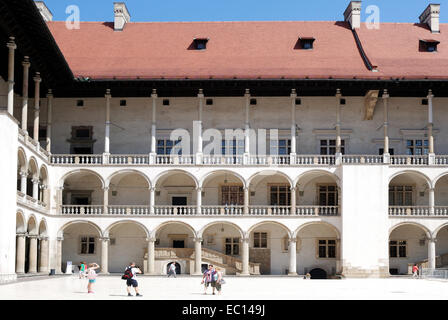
[{"left": 0, "top": 275, "right": 447, "bottom": 300}]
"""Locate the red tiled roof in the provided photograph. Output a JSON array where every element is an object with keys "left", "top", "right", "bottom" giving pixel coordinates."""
[{"left": 46, "top": 20, "right": 448, "bottom": 81}]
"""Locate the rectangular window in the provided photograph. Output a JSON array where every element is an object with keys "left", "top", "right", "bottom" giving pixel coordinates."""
[
  {"left": 221, "top": 186, "right": 244, "bottom": 205},
  {"left": 406, "top": 139, "right": 429, "bottom": 156},
  {"left": 80, "top": 236, "right": 95, "bottom": 254},
  {"left": 225, "top": 237, "right": 240, "bottom": 256},
  {"left": 318, "top": 239, "right": 336, "bottom": 258},
  {"left": 389, "top": 186, "right": 413, "bottom": 206},
  {"left": 320, "top": 139, "right": 345, "bottom": 155},
  {"left": 253, "top": 232, "right": 268, "bottom": 248},
  {"left": 157, "top": 139, "right": 182, "bottom": 155},
  {"left": 270, "top": 185, "right": 291, "bottom": 206},
  {"left": 389, "top": 240, "right": 407, "bottom": 258},
  {"left": 270, "top": 139, "right": 291, "bottom": 155},
  {"left": 318, "top": 185, "right": 338, "bottom": 206},
  {"left": 222, "top": 139, "right": 244, "bottom": 156}
]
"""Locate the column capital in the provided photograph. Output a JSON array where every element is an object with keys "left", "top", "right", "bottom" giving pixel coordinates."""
[
  {"left": 240, "top": 237, "right": 250, "bottom": 244},
  {"left": 57, "top": 236, "right": 64, "bottom": 242},
  {"left": 40, "top": 236, "right": 49, "bottom": 241},
  {"left": 290, "top": 88, "right": 297, "bottom": 98},
  {"left": 290, "top": 186, "right": 297, "bottom": 192},
  {"left": 196, "top": 187, "right": 203, "bottom": 192},
  {"left": 7, "top": 37, "right": 17, "bottom": 50},
  {"left": 28, "top": 234, "right": 39, "bottom": 240},
  {"left": 288, "top": 237, "right": 298, "bottom": 244},
  {"left": 428, "top": 237, "right": 437, "bottom": 243},
  {"left": 427, "top": 89, "right": 434, "bottom": 100},
  {"left": 100, "top": 237, "right": 110, "bottom": 242},
  {"left": 194, "top": 237, "right": 203, "bottom": 243},
  {"left": 33, "top": 72, "right": 41, "bottom": 83},
  {"left": 19, "top": 171, "right": 28, "bottom": 178},
  {"left": 22, "top": 56, "right": 31, "bottom": 68},
  {"left": 16, "top": 233, "right": 27, "bottom": 238},
  {"left": 244, "top": 88, "right": 250, "bottom": 98},
  {"left": 197, "top": 88, "right": 204, "bottom": 98},
  {"left": 103, "top": 186, "right": 110, "bottom": 191},
  {"left": 47, "top": 89, "right": 53, "bottom": 97},
  {"left": 382, "top": 89, "right": 390, "bottom": 99},
  {"left": 335, "top": 88, "right": 342, "bottom": 99},
  {"left": 150, "top": 187, "right": 156, "bottom": 192},
  {"left": 151, "top": 88, "right": 158, "bottom": 97},
  {"left": 31, "top": 178, "right": 40, "bottom": 184},
  {"left": 146, "top": 237, "right": 157, "bottom": 243},
  {"left": 105, "top": 88, "right": 111, "bottom": 98}
]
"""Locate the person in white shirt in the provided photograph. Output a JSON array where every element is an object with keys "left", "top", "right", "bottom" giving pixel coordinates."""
[
  {"left": 125, "top": 262, "right": 143, "bottom": 297},
  {"left": 167, "top": 262, "right": 177, "bottom": 278}
]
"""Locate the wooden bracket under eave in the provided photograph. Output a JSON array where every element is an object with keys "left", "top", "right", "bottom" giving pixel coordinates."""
[{"left": 364, "top": 90, "right": 379, "bottom": 120}]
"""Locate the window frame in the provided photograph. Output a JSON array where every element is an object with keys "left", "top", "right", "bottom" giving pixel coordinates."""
[
  {"left": 253, "top": 231, "right": 269, "bottom": 249},
  {"left": 79, "top": 235, "right": 96, "bottom": 255},
  {"left": 316, "top": 238, "right": 337, "bottom": 259},
  {"left": 389, "top": 240, "right": 407, "bottom": 258}
]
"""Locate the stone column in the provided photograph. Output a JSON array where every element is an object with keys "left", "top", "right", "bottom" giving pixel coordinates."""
[
  {"left": 290, "top": 187, "right": 296, "bottom": 215},
  {"left": 335, "top": 89, "right": 342, "bottom": 164},
  {"left": 244, "top": 187, "right": 249, "bottom": 215},
  {"left": 150, "top": 89, "right": 157, "bottom": 164},
  {"left": 429, "top": 188, "right": 435, "bottom": 215},
  {"left": 103, "top": 187, "right": 109, "bottom": 215},
  {"left": 240, "top": 237, "right": 250, "bottom": 275},
  {"left": 288, "top": 237, "right": 297, "bottom": 275},
  {"left": 428, "top": 238, "right": 437, "bottom": 269},
  {"left": 243, "top": 89, "right": 250, "bottom": 164},
  {"left": 57, "top": 187, "right": 64, "bottom": 214},
  {"left": 147, "top": 237, "right": 156, "bottom": 275},
  {"left": 39, "top": 237, "right": 49, "bottom": 273},
  {"left": 6, "top": 37, "right": 17, "bottom": 116},
  {"left": 32, "top": 178, "right": 39, "bottom": 200},
  {"left": 100, "top": 237, "right": 109, "bottom": 274},
  {"left": 150, "top": 187, "right": 155, "bottom": 214},
  {"left": 46, "top": 89, "right": 53, "bottom": 152},
  {"left": 382, "top": 89, "right": 390, "bottom": 163},
  {"left": 21, "top": 57, "right": 31, "bottom": 134},
  {"left": 196, "top": 89, "right": 204, "bottom": 164},
  {"left": 56, "top": 237, "right": 63, "bottom": 274},
  {"left": 28, "top": 235, "right": 38, "bottom": 274},
  {"left": 290, "top": 89, "right": 297, "bottom": 163},
  {"left": 427, "top": 90, "right": 435, "bottom": 164},
  {"left": 336, "top": 238, "right": 342, "bottom": 274},
  {"left": 194, "top": 237, "right": 203, "bottom": 275},
  {"left": 20, "top": 171, "right": 27, "bottom": 194},
  {"left": 33, "top": 73, "right": 41, "bottom": 143},
  {"left": 104, "top": 89, "right": 111, "bottom": 159},
  {"left": 15, "top": 234, "right": 26, "bottom": 274},
  {"left": 196, "top": 187, "right": 202, "bottom": 215}
]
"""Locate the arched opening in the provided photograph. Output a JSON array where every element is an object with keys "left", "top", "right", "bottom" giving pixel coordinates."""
[
  {"left": 434, "top": 174, "right": 448, "bottom": 214},
  {"left": 435, "top": 225, "right": 448, "bottom": 268},
  {"left": 389, "top": 223, "right": 430, "bottom": 275},
  {"left": 27, "top": 158, "right": 38, "bottom": 198},
  {"left": 201, "top": 171, "right": 245, "bottom": 215},
  {"left": 248, "top": 171, "right": 292, "bottom": 215},
  {"left": 154, "top": 171, "right": 198, "bottom": 215},
  {"left": 153, "top": 222, "right": 196, "bottom": 275},
  {"left": 108, "top": 171, "right": 150, "bottom": 214},
  {"left": 61, "top": 222, "right": 102, "bottom": 273},
  {"left": 389, "top": 172, "right": 431, "bottom": 215},
  {"left": 25, "top": 216, "right": 38, "bottom": 273},
  {"left": 248, "top": 221, "right": 290, "bottom": 275},
  {"left": 62, "top": 170, "right": 104, "bottom": 214},
  {"left": 108, "top": 222, "right": 148, "bottom": 273},
  {"left": 17, "top": 149, "right": 27, "bottom": 192},
  {"left": 309, "top": 268, "right": 327, "bottom": 279},
  {"left": 166, "top": 262, "right": 181, "bottom": 275},
  {"left": 39, "top": 166, "right": 49, "bottom": 205},
  {"left": 15, "top": 212, "right": 26, "bottom": 274},
  {"left": 295, "top": 171, "right": 340, "bottom": 216},
  {"left": 295, "top": 222, "right": 340, "bottom": 277}
]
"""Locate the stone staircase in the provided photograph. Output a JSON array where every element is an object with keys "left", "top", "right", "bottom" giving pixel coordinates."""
[{"left": 409, "top": 252, "right": 448, "bottom": 273}]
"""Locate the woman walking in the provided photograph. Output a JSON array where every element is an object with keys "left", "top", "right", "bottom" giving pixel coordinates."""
[{"left": 215, "top": 267, "right": 224, "bottom": 295}]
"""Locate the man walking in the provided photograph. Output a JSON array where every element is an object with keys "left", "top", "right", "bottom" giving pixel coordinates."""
[
  {"left": 125, "top": 262, "right": 143, "bottom": 297},
  {"left": 201, "top": 264, "right": 217, "bottom": 295},
  {"left": 167, "top": 262, "right": 177, "bottom": 278}
]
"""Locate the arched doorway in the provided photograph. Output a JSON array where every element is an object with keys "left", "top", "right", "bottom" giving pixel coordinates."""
[
  {"left": 309, "top": 268, "right": 327, "bottom": 279},
  {"left": 166, "top": 262, "right": 181, "bottom": 275}
]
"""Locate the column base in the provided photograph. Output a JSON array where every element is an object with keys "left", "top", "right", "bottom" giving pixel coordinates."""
[
  {"left": 237, "top": 273, "right": 250, "bottom": 276},
  {"left": 0, "top": 273, "right": 17, "bottom": 284},
  {"left": 100, "top": 272, "right": 110, "bottom": 275},
  {"left": 287, "top": 272, "right": 298, "bottom": 276}
]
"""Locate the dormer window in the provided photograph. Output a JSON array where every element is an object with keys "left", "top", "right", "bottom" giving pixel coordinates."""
[
  {"left": 297, "top": 37, "right": 315, "bottom": 50},
  {"left": 193, "top": 38, "right": 209, "bottom": 50},
  {"left": 419, "top": 39, "right": 440, "bottom": 52}
]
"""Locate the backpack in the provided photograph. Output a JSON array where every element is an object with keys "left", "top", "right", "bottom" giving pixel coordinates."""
[{"left": 121, "top": 267, "right": 133, "bottom": 280}]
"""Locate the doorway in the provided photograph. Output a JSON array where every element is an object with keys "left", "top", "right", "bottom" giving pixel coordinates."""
[
  {"left": 172, "top": 197, "right": 187, "bottom": 205},
  {"left": 173, "top": 240, "right": 185, "bottom": 248},
  {"left": 167, "top": 262, "right": 181, "bottom": 274}
]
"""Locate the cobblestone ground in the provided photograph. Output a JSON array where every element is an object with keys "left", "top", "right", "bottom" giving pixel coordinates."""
[{"left": 1, "top": 276, "right": 447, "bottom": 300}]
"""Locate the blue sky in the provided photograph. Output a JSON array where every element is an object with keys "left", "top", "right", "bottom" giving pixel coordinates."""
[{"left": 43, "top": 0, "right": 447, "bottom": 23}]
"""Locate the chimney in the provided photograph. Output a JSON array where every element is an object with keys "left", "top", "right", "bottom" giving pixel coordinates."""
[
  {"left": 114, "top": 2, "right": 131, "bottom": 31},
  {"left": 34, "top": 1, "right": 53, "bottom": 22},
  {"left": 344, "top": 1, "right": 362, "bottom": 29},
  {"left": 419, "top": 4, "right": 441, "bottom": 33}
]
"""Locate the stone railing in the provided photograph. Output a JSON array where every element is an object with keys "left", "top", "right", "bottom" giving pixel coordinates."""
[
  {"left": 248, "top": 206, "right": 291, "bottom": 216},
  {"left": 17, "top": 191, "right": 48, "bottom": 213},
  {"left": 153, "top": 205, "right": 197, "bottom": 215},
  {"left": 388, "top": 206, "right": 432, "bottom": 216},
  {"left": 203, "top": 155, "right": 244, "bottom": 165},
  {"left": 390, "top": 155, "right": 428, "bottom": 166},
  {"left": 51, "top": 154, "right": 103, "bottom": 165},
  {"left": 248, "top": 155, "right": 290, "bottom": 165},
  {"left": 296, "top": 206, "right": 339, "bottom": 216},
  {"left": 155, "top": 248, "right": 195, "bottom": 259},
  {"left": 156, "top": 155, "right": 194, "bottom": 165},
  {"left": 108, "top": 155, "right": 149, "bottom": 165},
  {"left": 295, "top": 155, "right": 336, "bottom": 165},
  {"left": 60, "top": 205, "right": 104, "bottom": 215},
  {"left": 435, "top": 156, "right": 448, "bottom": 165},
  {"left": 201, "top": 248, "right": 261, "bottom": 275},
  {"left": 108, "top": 205, "right": 151, "bottom": 215},
  {"left": 201, "top": 206, "right": 244, "bottom": 215},
  {"left": 342, "top": 155, "right": 383, "bottom": 164},
  {"left": 18, "top": 129, "right": 50, "bottom": 162}
]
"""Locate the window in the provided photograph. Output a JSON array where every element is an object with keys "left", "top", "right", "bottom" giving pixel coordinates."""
[
  {"left": 419, "top": 39, "right": 440, "bottom": 52},
  {"left": 120, "top": 100, "right": 127, "bottom": 106},
  {"left": 76, "top": 100, "right": 84, "bottom": 107},
  {"left": 80, "top": 236, "right": 95, "bottom": 254},
  {"left": 225, "top": 237, "right": 240, "bottom": 256},
  {"left": 422, "top": 99, "right": 429, "bottom": 105},
  {"left": 320, "top": 139, "right": 345, "bottom": 155},
  {"left": 406, "top": 139, "right": 429, "bottom": 155},
  {"left": 157, "top": 139, "right": 182, "bottom": 155},
  {"left": 297, "top": 37, "right": 315, "bottom": 50},
  {"left": 193, "top": 38, "right": 208, "bottom": 50},
  {"left": 270, "top": 139, "right": 291, "bottom": 155},
  {"left": 250, "top": 98, "right": 257, "bottom": 105},
  {"left": 206, "top": 99, "right": 213, "bottom": 105},
  {"left": 389, "top": 186, "right": 413, "bottom": 206},
  {"left": 318, "top": 185, "right": 338, "bottom": 206},
  {"left": 205, "top": 234, "right": 215, "bottom": 245},
  {"left": 340, "top": 98, "right": 346, "bottom": 105},
  {"left": 379, "top": 148, "right": 394, "bottom": 155},
  {"left": 221, "top": 186, "right": 244, "bottom": 205},
  {"left": 253, "top": 232, "right": 268, "bottom": 248},
  {"left": 69, "top": 126, "right": 95, "bottom": 155},
  {"left": 163, "top": 99, "right": 170, "bottom": 106},
  {"left": 222, "top": 139, "right": 244, "bottom": 155},
  {"left": 318, "top": 239, "right": 336, "bottom": 258},
  {"left": 295, "top": 98, "right": 301, "bottom": 105},
  {"left": 270, "top": 185, "right": 291, "bottom": 206},
  {"left": 389, "top": 240, "right": 407, "bottom": 258}
]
